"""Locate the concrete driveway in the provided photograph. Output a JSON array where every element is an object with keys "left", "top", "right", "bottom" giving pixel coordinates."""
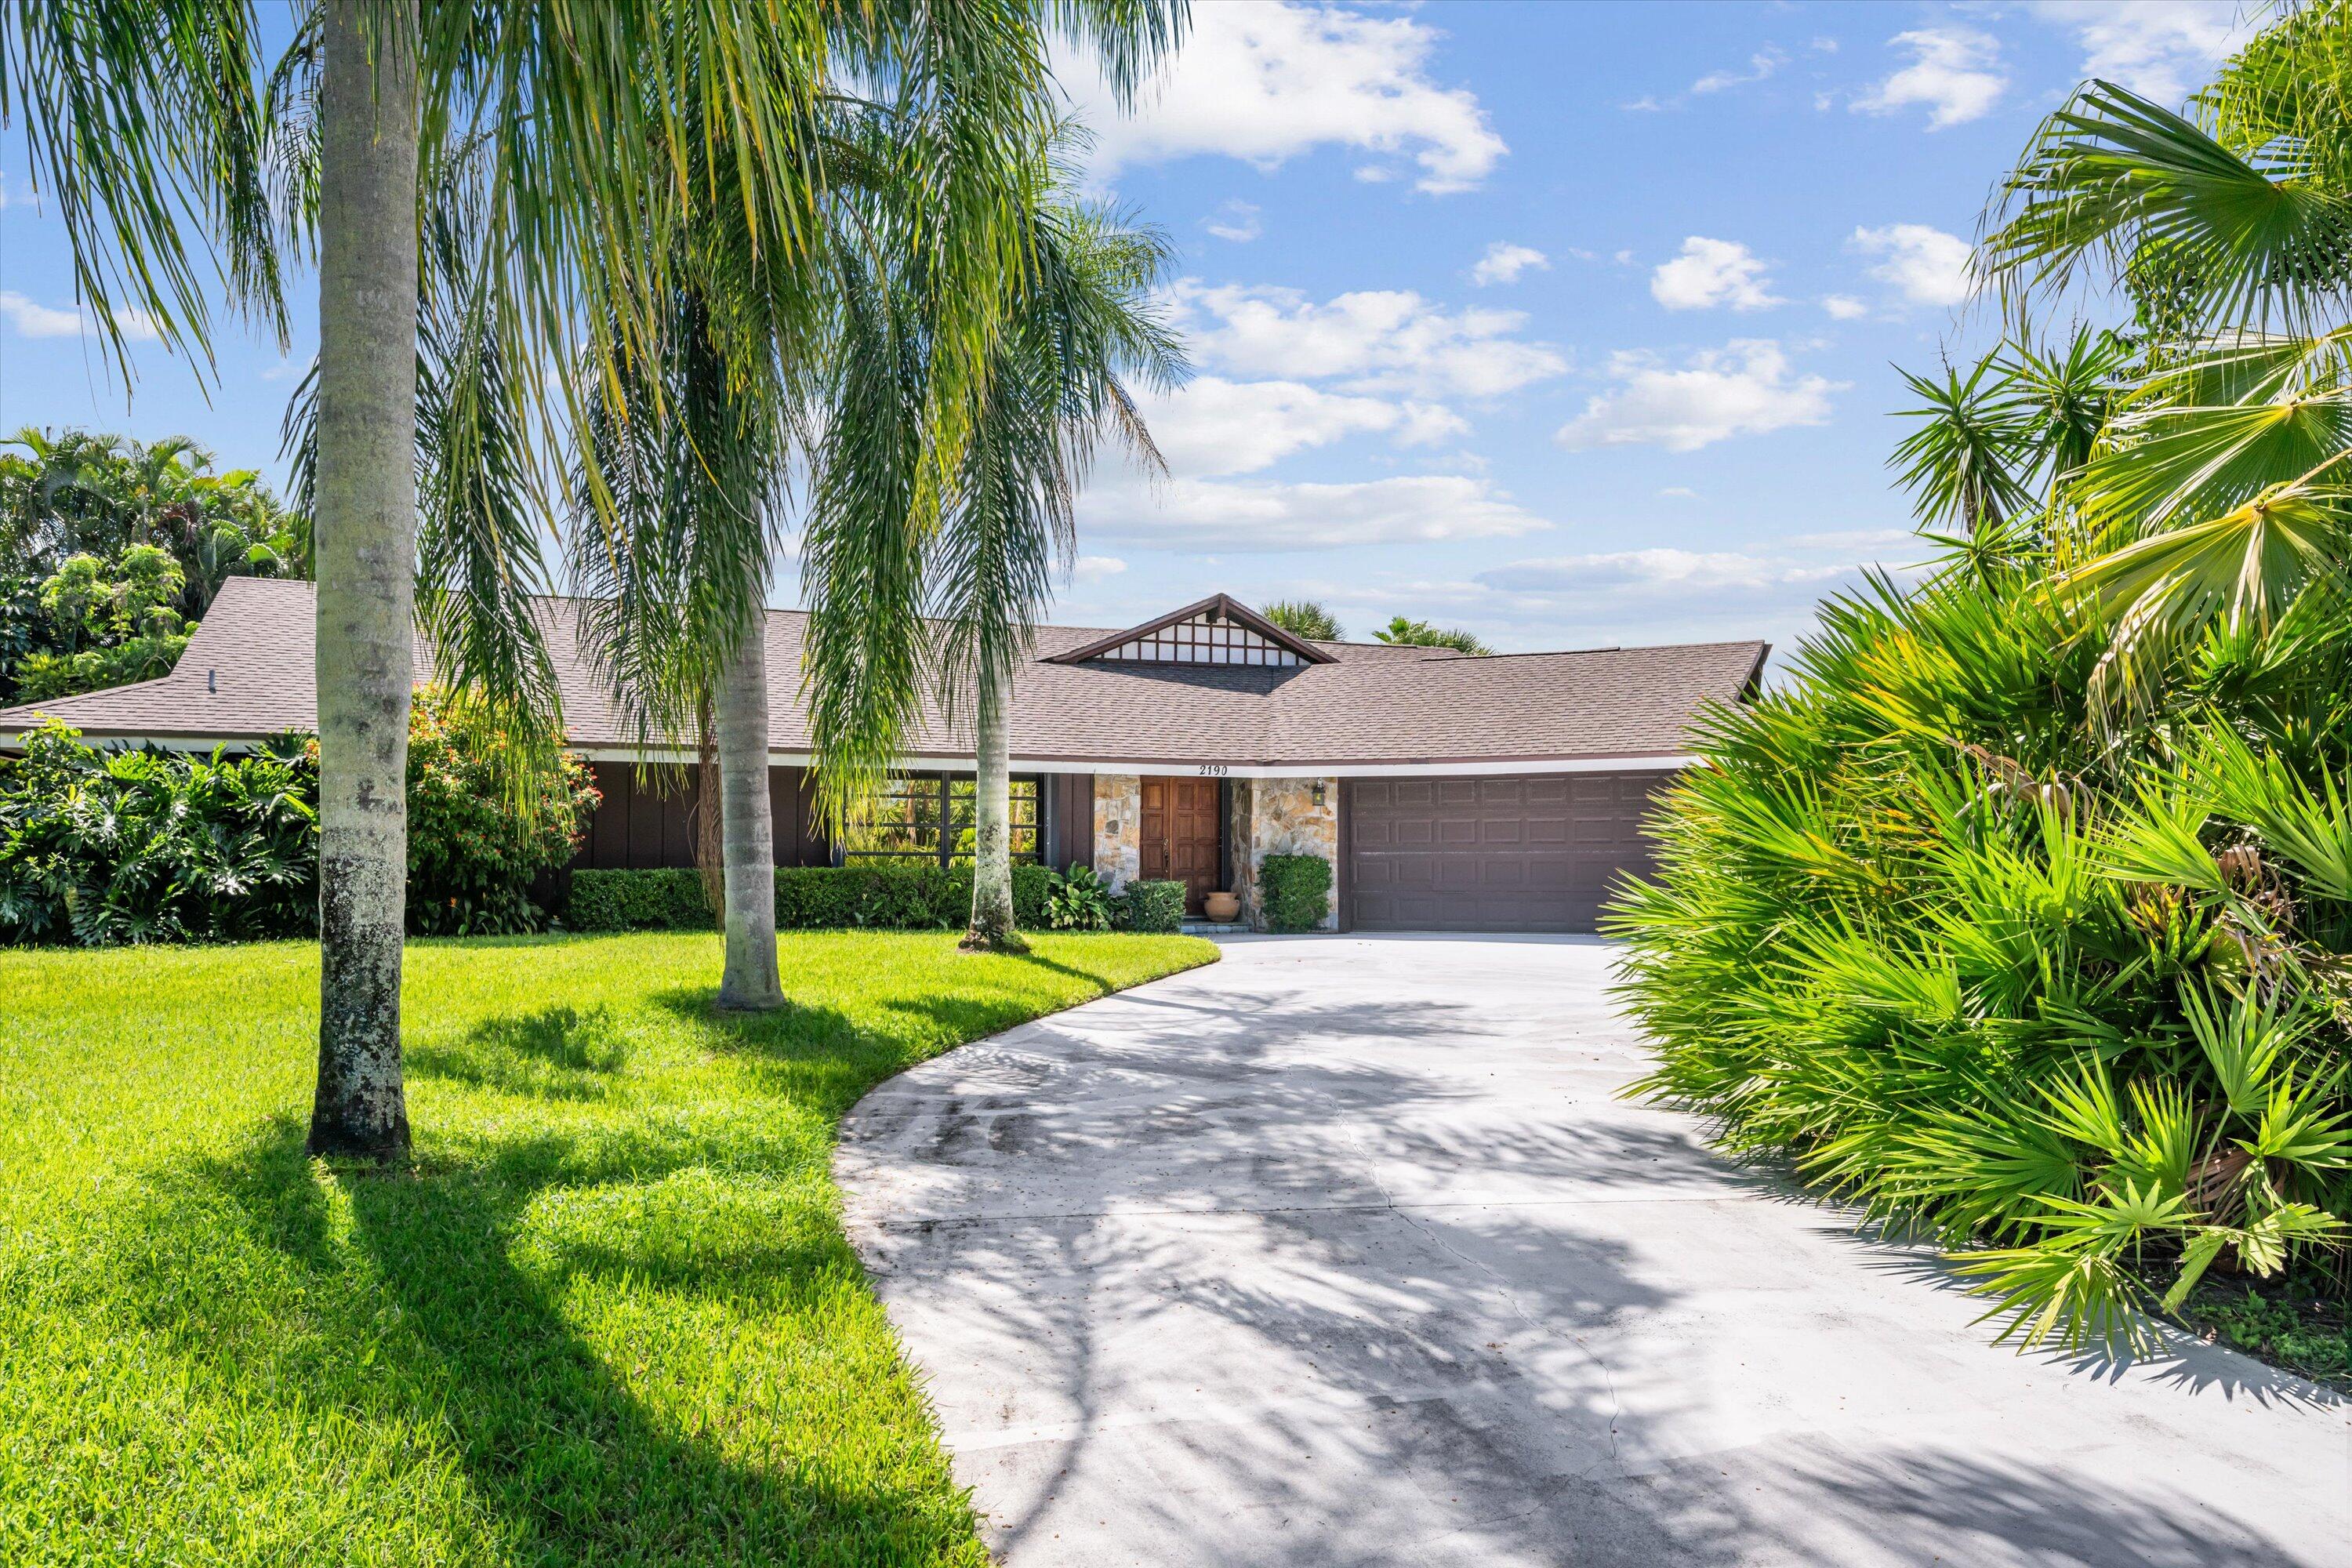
[{"left": 837, "top": 935, "right": 2349, "bottom": 1566}]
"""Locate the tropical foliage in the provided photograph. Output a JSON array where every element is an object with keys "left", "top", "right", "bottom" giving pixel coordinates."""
[
  {"left": 1261, "top": 599, "right": 1344, "bottom": 641},
  {"left": 0, "top": 699, "right": 592, "bottom": 948},
  {"left": 0, "top": 721, "right": 318, "bottom": 946},
  {"left": 0, "top": 430, "right": 303, "bottom": 701},
  {"left": 1042, "top": 862, "right": 1117, "bottom": 931},
  {"left": 404, "top": 688, "right": 598, "bottom": 936},
  {"left": 1616, "top": 5, "right": 2352, "bottom": 1353},
  {"left": 1370, "top": 615, "right": 1490, "bottom": 655}
]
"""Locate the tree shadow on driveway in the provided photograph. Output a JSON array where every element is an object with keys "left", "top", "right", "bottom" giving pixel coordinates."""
[{"left": 839, "top": 942, "right": 2330, "bottom": 1567}]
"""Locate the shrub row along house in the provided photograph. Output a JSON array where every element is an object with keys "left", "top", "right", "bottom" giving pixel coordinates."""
[{"left": 0, "top": 579, "right": 1764, "bottom": 932}]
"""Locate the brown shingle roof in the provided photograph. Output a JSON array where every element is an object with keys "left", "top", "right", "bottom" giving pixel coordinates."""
[{"left": 0, "top": 577, "right": 1765, "bottom": 766}]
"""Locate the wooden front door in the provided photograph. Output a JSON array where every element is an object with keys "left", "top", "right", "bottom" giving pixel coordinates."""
[{"left": 1139, "top": 776, "right": 1222, "bottom": 914}]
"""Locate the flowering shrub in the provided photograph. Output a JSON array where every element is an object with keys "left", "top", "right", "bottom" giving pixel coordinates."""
[{"left": 403, "top": 688, "right": 599, "bottom": 935}]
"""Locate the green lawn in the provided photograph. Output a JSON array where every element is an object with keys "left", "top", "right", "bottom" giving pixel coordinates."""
[{"left": 0, "top": 931, "right": 1214, "bottom": 1566}]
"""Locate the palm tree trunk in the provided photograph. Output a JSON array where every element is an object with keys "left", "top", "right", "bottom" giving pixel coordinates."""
[
  {"left": 307, "top": 0, "right": 419, "bottom": 1160},
  {"left": 964, "top": 680, "right": 1025, "bottom": 953},
  {"left": 715, "top": 603, "right": 783, "bottom": 1009}
]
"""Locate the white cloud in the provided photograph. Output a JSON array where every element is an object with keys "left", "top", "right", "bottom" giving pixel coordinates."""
[
  {"left": 1081, "top": 472, "right": 1552, "bottom": 552},
  {"left": 1693, "top": 45, "right": 1788, "bottom": 95},
  {"left": 1167, "top": 281, "right": 1566, "bottom": 399},
  {"left": 1849, "top": 223, "right": 1975, "bottom": 307},
  {"left": 1137, "top": 376, "right": 1444, "bottom": 477},
  {"left": 1659, "top": 486, "right": 1698, "bottom": 499},
  {"left": 1820, "top": 293, "right": 1871, "bottom": 321},
  {"left": 0, "top": 291, "right": 88, "bottom": 338},
  {"left": 0, "top": 290, "right": 159, "bottom": 342},
  {"left": 1456, "top": 528, "right": 1929, "bottom": 652},
  {"left": 1065, "top": 2, "right": 1505, "bottom": 194},
  {"left": 1477, "top": 547, "right": 1856, "bottom": 597},
  {"left": 1650, "top": 237, "right": 1783, "bottom": 312},
  {"left": 1469, "top": 241, "right": 1548, "bottom": 287},
  {"left": 1203, "top": 200, "right": 1262, "bottom": 243},
  {"left": 1854, "top": 27, "right": 2005, "bottom": 129},
  {"left": 2030, "top": 1, "right": 2254, "bottom": 106},
  {"left": 1072, "top": 555, "right": 1127, "bottom": 583},
  {"left": 1621, "top": 95, "right": 1665, "bottom": 114},
  {"left": 1555, "top": 339, "right": 1844, "bottom": 452}
]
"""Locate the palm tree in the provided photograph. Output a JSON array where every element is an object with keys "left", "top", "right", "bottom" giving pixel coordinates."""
[
  {"left": 9, "top": 0, "right": 850, "bottom": 1158},
  {"left": 1261, "top": 599, "right": 1343, "bottom": 641},
  {"left": 1371, "top": 615, "right": 1490, "bottom": 655},
  {"left": 572, "top": 7, "right": 1188, "bottom": 1002},
  {"left": 930, "top": 201, "right": 1183, "bottom": 950},
  {"left": 1978, "top": 5, "right": 2352, "bottom": 702}
]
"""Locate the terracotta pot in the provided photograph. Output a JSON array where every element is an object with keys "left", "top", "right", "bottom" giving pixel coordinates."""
[{"left": 1203, "top": 891, "right": 1240, "bottom": 922}]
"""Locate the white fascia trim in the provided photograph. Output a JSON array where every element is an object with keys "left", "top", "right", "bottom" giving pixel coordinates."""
[
  {"left": 10, "top": 735, "right": 1701, "bottom": 781},
  {"left": 0, "top": 729, "right": 259, "bottom": 753},
  {"left": 575, "top": 747, "right": 1699, "bottom": 778},
  {"left": 1014, "top": 754, "right": 1701, "bottom": 779}
]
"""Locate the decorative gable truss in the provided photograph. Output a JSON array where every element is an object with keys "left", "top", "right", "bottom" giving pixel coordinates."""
[
  {"left": 1046, "top": 593, "right": 1338, "bottom": 669},
  {"left": 1094, "top": 612, "right": 1302, "bottom": 666}
]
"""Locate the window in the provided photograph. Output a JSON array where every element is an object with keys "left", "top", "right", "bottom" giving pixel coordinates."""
[{"left": 838, "top": 772, "right": 1041, "bottom": 866}]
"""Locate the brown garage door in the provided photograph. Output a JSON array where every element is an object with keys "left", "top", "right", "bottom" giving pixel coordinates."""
[{"left": 1343, "top": 771, "right": 1673, "bottom": 933}]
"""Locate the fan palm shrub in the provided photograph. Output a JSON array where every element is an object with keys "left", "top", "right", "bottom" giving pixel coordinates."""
[{"left": 1615, "top": 0, "right": 2352, "bottom": 1357}]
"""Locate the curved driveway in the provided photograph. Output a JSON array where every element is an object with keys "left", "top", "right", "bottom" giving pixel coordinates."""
[{"left": 837, "top": 935, "right": 2347, "bottom": 1566}]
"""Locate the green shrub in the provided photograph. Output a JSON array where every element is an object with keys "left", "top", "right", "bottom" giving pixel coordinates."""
[
  {"left": 1120, "top": 879, "right": 1186, "bottom": 934},
  {"left": 0, "top": 720, "right": 318, "bottom": 945},
  {"left": 1042, "top": 863, "right": 1116, "bottom": 931},
  {"left": 564, "top": 861, "right": 1058, "bottom": 935},
  {"left": 565, "top": 868, "right": 713, "bottom": 933},
  {"left": 1260, "top": 854, "right": 1330, "bottom": 933},
  {"left": 1610, "top": 557, "right": 2352, "bottom": 1353},
  {"left": 405, "top": 689, "right": 599, "bottom": 936}
]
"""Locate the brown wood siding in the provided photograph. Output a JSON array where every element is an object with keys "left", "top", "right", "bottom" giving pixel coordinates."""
[
  {"left": 574, "top": 763, "right": 825, "bottom": 871},
  {"left": 1044, "top": 772, "right": 1092, "bottom": 873}
]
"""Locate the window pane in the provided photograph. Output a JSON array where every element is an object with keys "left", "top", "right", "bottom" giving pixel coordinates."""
[{"left": 841, "top": 775, "right": 942, "bottom": 860}]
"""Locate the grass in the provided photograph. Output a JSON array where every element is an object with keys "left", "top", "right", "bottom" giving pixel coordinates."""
[{"left": 0, "top": 930, "right": 1215, "bottom": 1566}]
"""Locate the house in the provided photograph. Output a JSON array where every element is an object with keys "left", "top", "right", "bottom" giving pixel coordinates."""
[{"left": 0, "top": 578, "right": 1766, "bottom": 932}]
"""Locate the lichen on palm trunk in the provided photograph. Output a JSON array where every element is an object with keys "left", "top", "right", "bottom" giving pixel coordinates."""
[{"left": 308, "top": 0, "right": 420, "bottom": 1162}]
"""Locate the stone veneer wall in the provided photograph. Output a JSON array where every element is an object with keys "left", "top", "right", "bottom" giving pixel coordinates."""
[
  {"left": 1234, "top": 777, "right": 1340, "bottom": 931},
  {"left": 1091, "top": 773, "right": 1142, "bottom": 891}
]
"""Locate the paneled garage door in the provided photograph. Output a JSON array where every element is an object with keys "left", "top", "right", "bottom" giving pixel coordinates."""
[{"left": 1343, "top": 771, "right": 1675, "bottom": 932}]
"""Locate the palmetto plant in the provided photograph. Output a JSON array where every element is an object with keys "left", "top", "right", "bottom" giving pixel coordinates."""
[
  {"left": 1613, "top": 546, "right": 2352, "bottom": 1351},
  {"left": 1619, "top": 9, "right": 2352, "bottom": 1348}
]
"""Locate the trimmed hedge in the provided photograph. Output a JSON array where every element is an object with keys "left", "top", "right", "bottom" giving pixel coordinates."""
[
  {"left": 565, "top": 868, "right": 713, "bottom": 933},
  {"left": 775, "top": 862, "right": 1054, "bottom": 930},
  {"left": 1260, "top": 853, "right": 1331, "bottom": 933},
  {"left": 564, "top": 862, "right": 1056, "bottom": 934},
  {"left": 1120, "top": 879, "right": 1186, "bottom": 935}
]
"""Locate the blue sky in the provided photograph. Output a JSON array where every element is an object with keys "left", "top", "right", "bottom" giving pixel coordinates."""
[{"left": 0, "top": 2, "right": 2258, "bottom": 661}]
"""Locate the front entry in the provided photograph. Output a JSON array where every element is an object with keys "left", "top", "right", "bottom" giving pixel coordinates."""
[{"left": 1139, "top": 775, "right": 1221, "bottom": 914}]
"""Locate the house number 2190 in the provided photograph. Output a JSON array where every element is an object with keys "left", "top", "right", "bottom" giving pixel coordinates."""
[{"left": 1196, "top": 764, "right": 1229, "bottom": 776}]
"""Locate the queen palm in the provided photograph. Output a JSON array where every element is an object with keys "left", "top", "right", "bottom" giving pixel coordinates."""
[
  {"left": 931, "top": 200, "right": 1182, "bottom": 950},
  {"left": 570, "top": 9, "right": 1186, "bottom": 1001},
  {"left": 9, "top": 0, "right": 842, "bottom": 1157}
]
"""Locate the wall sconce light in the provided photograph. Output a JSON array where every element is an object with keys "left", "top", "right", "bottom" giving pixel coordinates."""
[{"left": 1311, "top": 782, "right": 1327, "bottom": 808}]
